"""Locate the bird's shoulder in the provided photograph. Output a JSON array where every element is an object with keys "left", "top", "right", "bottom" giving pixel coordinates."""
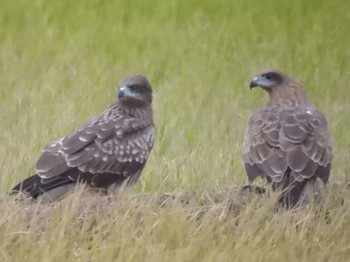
[
  {"left": 246, "top": 106, "right": 281, "bottom": 135},
  {"left": 36, "top": 103, "right": 155, "bottom": 176},
  {"left": 279, "top": 106, "right": 331, "bottom": 143},
  {"left": 244, "top": 105, "right": 331, "bottom": 151},
  {"left": 42, "top": 103, "right": 154, "bottom": 155},
  {"left": 247, "top": 105, "right": 328, "bottom": 132}
]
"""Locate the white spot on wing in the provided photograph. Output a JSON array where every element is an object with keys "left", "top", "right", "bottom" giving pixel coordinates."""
[
  {"left": 132, "top": 149, "right": 139, "bottom": 154},
  {"left": 79, "top": 136, "right": 89, "bottom": 142},
  {"left": 306, "top": 110, "right": 312, "bottom": 115}
]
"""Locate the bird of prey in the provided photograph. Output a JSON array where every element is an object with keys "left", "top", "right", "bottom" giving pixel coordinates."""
[
  {"left": 11, "top": 75, "right": 155, "bottom": 202},
  {"left": 242, "top": 69, "right": 332, "bottom": 208}
]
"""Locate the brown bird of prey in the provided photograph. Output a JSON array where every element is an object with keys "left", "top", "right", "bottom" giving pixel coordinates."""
[
  {"left": 11, "top": 75, "right": 155, "bottom": 201},
  {"left": 242, "top": 69, "right": 332, "bottom": 208}
]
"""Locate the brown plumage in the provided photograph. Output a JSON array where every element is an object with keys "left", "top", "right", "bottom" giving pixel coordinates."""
[
  {"left": 243, "top": 69, "right": 332, "bottom": 208},
  {"left": 11, "top": 75, "right": 155, "bottom": 202}
]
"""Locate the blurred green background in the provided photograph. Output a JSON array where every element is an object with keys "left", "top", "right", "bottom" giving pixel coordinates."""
[
  {"left": 0, "top": 1, "right": 349, "bottom": 261},
  {"left": 1, "top": 0, "right": 349, "bottom": 193}
]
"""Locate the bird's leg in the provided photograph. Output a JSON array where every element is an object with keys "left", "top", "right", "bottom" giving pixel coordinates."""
[{"left": 241, "top": 182, "right": 266, "bottom": 195}]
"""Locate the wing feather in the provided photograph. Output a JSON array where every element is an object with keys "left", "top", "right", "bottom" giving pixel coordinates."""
[
  {"left": 243, "top": 106, "right": 332, "bottom": 183},
  {"left": 35, "top": 105, "right": 155, "bottom": 186}
]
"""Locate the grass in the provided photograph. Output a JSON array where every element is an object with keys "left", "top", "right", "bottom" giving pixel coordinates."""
[{"left": 0, "top": 0, "right": 350, "bottom": 261}]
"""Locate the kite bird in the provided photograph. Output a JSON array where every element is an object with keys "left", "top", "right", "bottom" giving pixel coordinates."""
[
  {"left": 242, "top": 69, "right": 332, "bottom": 208},
  {"left": 11, "top": 75, "right": 155, "bottom": 202}
]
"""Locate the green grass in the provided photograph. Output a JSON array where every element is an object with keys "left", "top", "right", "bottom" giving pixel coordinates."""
[{"left": 0, "top": 0, "right": 350, "bottom": 261}]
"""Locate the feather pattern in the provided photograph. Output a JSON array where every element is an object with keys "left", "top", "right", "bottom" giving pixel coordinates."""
[
  {"left": 243, "top": 69, "right": 333, "bottom": 207},
  {"left": 11, "top": 75, "right": 155, "bottom": 200},
  {"left": 243, "top": 106, "right": 332, "bottom": 183},
  {"left": 35, "top": 102, "right": 154, "bottom": 180}
]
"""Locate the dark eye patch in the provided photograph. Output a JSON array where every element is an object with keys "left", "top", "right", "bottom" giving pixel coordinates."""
[
  {"left": 127, "top": 84, "right": 151, "bottom": 94},
  {"left": 261, "top": 72, "right": 283, "bottom": 84},
  {"left": 128, "top": 85, "right": 139, "bottom": 91},
  {"left": 264, "top": 73, "right": 274, "bottom": 80}
]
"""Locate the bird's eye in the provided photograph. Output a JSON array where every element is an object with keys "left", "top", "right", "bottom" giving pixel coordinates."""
[
  {"left": 264, "top": 73, "right": 274, "bottom": 80},
  {"left": 128, "top": 85, "right": 138, "bottom": 91}
]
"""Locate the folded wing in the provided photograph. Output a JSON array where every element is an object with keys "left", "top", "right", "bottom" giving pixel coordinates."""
[{"left": 243, "top": 107, "right": 332, "bottom": 183}]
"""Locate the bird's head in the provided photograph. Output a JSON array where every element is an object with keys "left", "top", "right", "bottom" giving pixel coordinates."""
[
  {"left": 249, "top": 69, "right": 310, "bottom": 106},
  {"left": 118, "top": 75, "right": 152, "bottom": 105},
  {"left": 249, "top": 69, "right": 285, "bottom": 91}
]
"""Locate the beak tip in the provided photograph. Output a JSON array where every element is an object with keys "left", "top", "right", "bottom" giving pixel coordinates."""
[
  {"left": 249, "top": 81, "right": 257, "bottom": 89},
  {"left": 249, "top": 77, "right": 259, "bottom": 89},
  {"left": 118, "top": 86, "right": 128, "bottom": 99}
]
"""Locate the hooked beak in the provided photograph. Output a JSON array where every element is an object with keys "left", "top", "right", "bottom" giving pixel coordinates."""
[
  {"left": 118, "top": 86, "right": 128, "bottom": 99},
  {"left": 249, "top": 76, "right": 260, "bottom": 89}
]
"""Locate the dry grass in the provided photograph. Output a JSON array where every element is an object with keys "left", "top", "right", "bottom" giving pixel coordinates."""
[{"left": 1, "top": 184, "right": 350, "bottom": 262}]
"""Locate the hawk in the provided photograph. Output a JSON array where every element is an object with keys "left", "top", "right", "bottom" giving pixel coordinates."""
[
  {"left": 242, "top": 69, "right": 332, "bottom": 208},
  {"left": 11, "top": 75, "right": 155, "bottom": 201}
]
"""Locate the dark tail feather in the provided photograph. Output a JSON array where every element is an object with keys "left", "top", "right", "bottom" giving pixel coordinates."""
[
  {"left": 11, "top": 174, "right": 74, "bottom": 199},
  {"left": 277, "top": 180, "right": 308, "bottom": 209},
  {"left": 272, "top": 170, "right": 309, "bottom": 209},
  {"left": 11, "top": 168, "right": 133, "bottom": 201}
]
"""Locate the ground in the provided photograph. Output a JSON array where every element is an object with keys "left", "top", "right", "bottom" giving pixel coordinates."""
[{"left": 0, "top": 0, "right": 350, "bottom": 261}]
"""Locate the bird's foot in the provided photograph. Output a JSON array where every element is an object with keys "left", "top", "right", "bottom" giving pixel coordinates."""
[{"left": 241, "top": 185, "right": 266, "bottom": 195}]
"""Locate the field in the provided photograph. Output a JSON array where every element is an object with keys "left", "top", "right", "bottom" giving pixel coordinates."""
[{"left": 1, "top": 0, "right": 350, "bottom": 261}]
